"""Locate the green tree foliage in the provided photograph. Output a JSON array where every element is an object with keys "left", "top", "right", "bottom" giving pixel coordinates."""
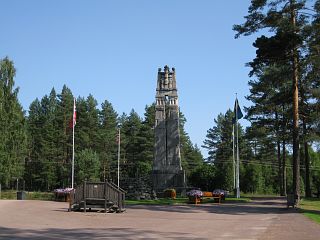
[
  {"left": 234, "top": 0, "right": 320, "bottom": 198},
  {"left": 75, "top": 94, "right": 100, "bottom": 150},
  {"left": 0, "top": 57, "right": 27, "bottom": 188},
  {"left": 188, "top": 164, "right": 215, "bottom": 191},
  {"left": 301, "top": 0, "right": 320, "bottom": 196},
  {"left": 121, "top": 109, "right": 144, "bottom": 178},
  {"left": 98, "top": 100, "right": 118, "bottom": 181},
  {"left": 37, "top": 90, "right": 60, "bottom": 190},
  {"left": 310, "top": 149, "right": 320, "bottom": 196},
  {"left": 136, "top": 105, "right": 156, "bottom": 176},
  {"left": 246, "top": 58, "right": 292, "bottom": 194},
  {"left": 203, "top": 110, "right": 250, "bottom": 191},
  {"left": 4, "top": 54, "right": 318, "bottom": 196},
  {"left": 119, "top": 107, "right": 157, "bottom": 179},
  {"left": 179, "top": 111, "right": 203, "bottom": 176},
  {"left": 26, "top": 86, "right": 74, "bottom": 190},
  {"left": 202, "top": 108, "right": 289, "bottom": 194},
  {"left": 245, "top": 124, "right": 280, "bottom": 194},
  {"left": 75, "top": 149, "right": 100, "bottom": 183},
  {"left": 203, "top": 110, "right": 234, "bottom": 163},
  {"left": 0, "top": 60, "right": 203, "bottom": 191},
  {"left": 25, "top": 98, "right": 43, "bottom": 189},
  {"left": 241, "top": 163, "right": 264, "bottom": 194}
]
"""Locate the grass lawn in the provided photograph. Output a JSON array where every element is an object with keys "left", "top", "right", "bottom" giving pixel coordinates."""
[
  {"left": 126, "top": 197, "right": 188, "bottom": 205},
  {"left": 0, "top": 190, "right": 54, "bottom": 201},
  {"left": 125, "top": 196, "right": 250, "bottom": 205},
  {"left": 299, "top": 198, "right": 320, "bottom": 224},
  {"left": 1, "top": 190, "right": 250, "bottom": 205},
  {"left": 241, "top": 193, "right": 279, "bottom": 198},
  {"left": 223, "top": 197, "right": 251, "bottom": 203}
]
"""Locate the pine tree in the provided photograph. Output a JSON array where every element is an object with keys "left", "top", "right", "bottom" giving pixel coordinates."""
[
  {"left": 38, "top": 90, "right": 59, "bottom": 190},
  {"left": 302, "top": 0, "right": 320, "bottom": 196},
  {"left": 136, "top": 104, "right": 155, "bottom": 177},
  {"left": 121, "top": 109, "right": 143, "bottom": 178},
  {"left": 179, "top": 111, "right": 203, "bottom": 176},
  {"left": 234, "top": 0, "right": 317, "bottom": 199},
  {"left": 246, "top": 61, "right": 292, "bottom": 195},
  {"left": 188, "top": 164, "right": 215, "bottom": 191},
  {"left": 75, "top": 149, "right": 100, "bottom": 183},
  {"left": 0, "top": 57, "right": 27, "bottom": 188},
  {"left": 26, "top": 88, "right": 63, "bottom": 190},
  {"left": 75, "top": 94, "right": 100, "bottom": 150},
  {"left": 56, "top": 85, "right": 74, "bottom": 187},
  {"left": 98, "top": 99, "right": 118, "bottom": 181},
  {"left": 203, "top": 110, "right": 247, "bottom": 191},
  {"left": 26, "top": 98, "right": 43, "bottom": 190}
]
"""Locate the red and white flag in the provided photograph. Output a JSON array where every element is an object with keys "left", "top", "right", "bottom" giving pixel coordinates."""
[
  {"left": 69, "top": 98, "right": 76, "bottom": 129},
  {"left": 72, "top": 98, "right": 76, "bottom": 127}
]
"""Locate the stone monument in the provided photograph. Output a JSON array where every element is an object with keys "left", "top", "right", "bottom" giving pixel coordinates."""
[{"left": 153, "top": 65, "right": 185, "bottom": 193}]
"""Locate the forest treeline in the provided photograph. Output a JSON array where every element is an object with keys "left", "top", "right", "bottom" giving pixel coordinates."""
[
  {"left": 1, "top": 54, "right": 319, "bottom": 196},
  {"left": 231, "top": 0, "right": 320, "bottom": 197},
  {"left": 1, "top": 0, "right": 320, "bottom": 196},
  {"left": 0, "top": 57, "right": 203, "bottom": 191}
]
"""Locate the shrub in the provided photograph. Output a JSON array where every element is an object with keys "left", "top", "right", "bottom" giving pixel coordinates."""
[{"left": 163, "top": 189, "right": 176, "bottom": 199}]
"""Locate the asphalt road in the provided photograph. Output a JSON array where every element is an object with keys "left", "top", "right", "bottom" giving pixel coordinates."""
[{"left": 0, "top": 198, "right": 319, "bottom": 239}]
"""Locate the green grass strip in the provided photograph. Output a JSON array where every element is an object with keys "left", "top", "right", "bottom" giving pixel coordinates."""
[
  {"left": 0, "top": 190, "right": 54, "bottom": 201},
  {"left": 299, "top": 198, "right": 320, "bottom": 224},
  {"left": 125, "top": 196, "right": 250, "bottom": 205}
]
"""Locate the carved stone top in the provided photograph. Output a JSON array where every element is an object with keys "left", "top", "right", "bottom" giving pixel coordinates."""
[{"left": 156, "top": 65, "right": 177, "bottom": 92}]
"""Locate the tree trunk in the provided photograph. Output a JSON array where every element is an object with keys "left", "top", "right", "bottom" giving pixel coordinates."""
[
  {"left": 275, "top": 111, "right": 283, "bottom": 195},
  {"left": 277, "top": 139, "right": 282, "bottom": 195},
  {"left": 303, "top": 117, "right": 311, "bottom": 197},
  {"left": 282, "top": 139, "right": 287, "bottom": 195},
  {"left": 290, "top": 0, "right": 300, "bottom": 200},
  {"left": 281, "top": 104, "right": 287, "bottom": 196}
]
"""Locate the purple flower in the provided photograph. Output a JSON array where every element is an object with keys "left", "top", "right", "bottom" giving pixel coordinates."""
[
  {"left": 186, "top": 189, "right": 203, "bottom": 197},
  {"left": 54, "top": 188, "right": 73, "bottom": 194}
]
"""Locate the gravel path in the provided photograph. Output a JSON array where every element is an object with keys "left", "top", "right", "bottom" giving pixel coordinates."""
[{"left": 0, "top": 198, "right": 319, "bottom": 239}]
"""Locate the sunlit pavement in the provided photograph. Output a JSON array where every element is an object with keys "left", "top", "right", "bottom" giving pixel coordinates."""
[{"left": 0, "top": 198, "right": 319, "bottom": 239}]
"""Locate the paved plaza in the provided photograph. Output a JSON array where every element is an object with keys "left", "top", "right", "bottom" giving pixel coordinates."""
[{"left": 0, "top": 198, "right": 319, "bottom": 239}]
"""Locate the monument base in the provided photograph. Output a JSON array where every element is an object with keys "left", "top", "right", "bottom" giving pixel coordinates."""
[{"left": 152, "top": 170, "right": 186, "bottom": 195}]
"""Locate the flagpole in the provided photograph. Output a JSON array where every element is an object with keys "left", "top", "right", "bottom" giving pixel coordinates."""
[
  {"left": 71, "top": 98, "right": 75, "bottom": 189},
  {"left": 233, "top": 124, "right": 235, "bottom": 190},
  {"left": 117, "top": 126, "right": 121, "bottom": 189},
  {"left": 236, "top": 96, "right": 240, "bottom": 199}
]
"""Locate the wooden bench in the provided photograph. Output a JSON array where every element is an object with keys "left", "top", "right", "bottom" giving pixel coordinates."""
[
  {"left": 188, "top": 192, "right": 221, "bottom": 204},
  {"left": 202, "top": 192, "right": 221, "bottom": 204}
]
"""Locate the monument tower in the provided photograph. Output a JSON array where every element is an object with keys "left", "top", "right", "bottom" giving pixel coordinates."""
[{"left": 153, "top": 65, "right": 185, "bottom": 193}]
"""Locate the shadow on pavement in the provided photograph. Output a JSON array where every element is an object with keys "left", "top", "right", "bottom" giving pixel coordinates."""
[
  {"left": 127, "top": 199, "right": 298, "bottom": 215},
  {"left": 0, "top": 227, "right": 204, "bottom": 240}
]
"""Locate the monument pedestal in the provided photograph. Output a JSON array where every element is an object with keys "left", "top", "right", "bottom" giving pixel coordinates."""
[{"left": 152, "top": 169, "right": 185, "bottom": 194}]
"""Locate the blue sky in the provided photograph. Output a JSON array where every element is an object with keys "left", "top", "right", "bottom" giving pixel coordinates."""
[{"left": 1, "top": 0, "right": 258, "bottom": 156}]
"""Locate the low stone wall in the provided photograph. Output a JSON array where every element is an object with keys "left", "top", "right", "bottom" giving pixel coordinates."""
[{"left": 120, "top": 176, "right": 156, "bottom": 200}]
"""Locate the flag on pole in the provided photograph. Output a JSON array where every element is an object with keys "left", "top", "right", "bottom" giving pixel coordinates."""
[
  {"left": 232, "top": 98, "right": 243, "bottom": 124},
  {"left": 232, "top": 96, "right": 242, "bottom": 198},
  {"left": 72, "top": 98, "right": 76, "bottom": 127},
  {"left": 69, "top": 98, "right": 77, "bottom": 129},
  {"left": 71, "top": 97, "right": 76, "bottom": 189}
]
